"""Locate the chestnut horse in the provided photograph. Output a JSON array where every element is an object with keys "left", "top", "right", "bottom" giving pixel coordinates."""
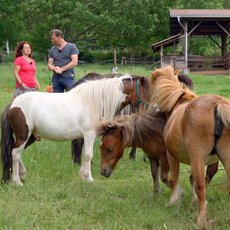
[
  {"left": 97, "top": 106, "right": 169, "bottom": 192},
  {"left": 1, "top": 75, "right": 146, "bottom": 186},
  {"left": 71, "top": 72, "right": 151, "bottom": 164},
  {"left": 150, "top": 66, "right": 230, "bottom": 229},
  {"left": 96, "top": 105, "right": 217, "bottom": 193}
]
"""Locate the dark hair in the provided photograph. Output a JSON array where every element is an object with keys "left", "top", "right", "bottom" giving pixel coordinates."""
[
  {"left": 50, "top": 29, "right": 63, "bottom": 38},
  {"left": 14, "top": 41, "right": 33, "bottom": 60}
]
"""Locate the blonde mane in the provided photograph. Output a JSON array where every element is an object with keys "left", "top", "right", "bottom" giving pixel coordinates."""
[
  {"left": 69, "top": 77, "right": 127, "bottom": 122},
  {"left": 150, "top": 66, "right": 197, "bottom": 112}
]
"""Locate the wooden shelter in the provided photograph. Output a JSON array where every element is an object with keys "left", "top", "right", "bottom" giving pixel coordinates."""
[{"left": 152, "top": 9, "right": 230, "bottom": 73}]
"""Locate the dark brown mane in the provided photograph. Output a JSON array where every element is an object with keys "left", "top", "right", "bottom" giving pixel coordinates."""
[{"left": 97, "top": 106, "right": 166, "bottom": 147}]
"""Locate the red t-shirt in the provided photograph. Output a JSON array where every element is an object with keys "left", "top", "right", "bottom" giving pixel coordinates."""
[{"left": 14, "top": 56, "right": 36, "bottom": 88}]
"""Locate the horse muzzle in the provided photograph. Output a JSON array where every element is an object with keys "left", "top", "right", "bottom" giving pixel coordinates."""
[{"left": 100, "top": 167, "right": 112, "bottom": 177}]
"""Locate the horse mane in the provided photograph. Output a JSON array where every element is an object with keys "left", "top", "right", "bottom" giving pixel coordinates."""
[
  {"left": 69, "top": 76, "right": 130, "bottom": 122},
  {"left": 150, "top": 66, "right": 197, "bottom": 112},
  {"left": 70, "top": 73, "right": 150, "bottom": 101},
  {"left": 97, "top": 105, "right": 166, "bottom": 147}
]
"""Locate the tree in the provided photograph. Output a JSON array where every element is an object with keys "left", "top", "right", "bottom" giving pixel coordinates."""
[{"left": 0, "top": 0, "right": 26, "bottom": 51}]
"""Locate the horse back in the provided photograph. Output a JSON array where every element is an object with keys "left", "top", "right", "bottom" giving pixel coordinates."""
[{"left": 164, "top": 94, "right": 227, "bottom": 164}]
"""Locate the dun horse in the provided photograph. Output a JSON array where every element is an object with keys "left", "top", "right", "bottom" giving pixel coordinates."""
[
  {"left": 1, "top": 75, "right": 147, "bottom": 186},
  {"left": 150, "top": 66, "right": 230, "bottom": 229},
  {"left": 97, "top": 106, "right": 169, "bottom": 193}
]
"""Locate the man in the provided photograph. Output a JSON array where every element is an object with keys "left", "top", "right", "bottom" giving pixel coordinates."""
[{"left": 48, "top": 29, "right": 79, "bottom": 92}]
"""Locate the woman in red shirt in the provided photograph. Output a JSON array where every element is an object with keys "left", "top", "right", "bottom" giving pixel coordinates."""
[{"left": 13, "top": 41, "right": 40, "bottom": 98}]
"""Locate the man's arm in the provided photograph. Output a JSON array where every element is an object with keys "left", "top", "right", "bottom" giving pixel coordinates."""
[
  {"left": 48, "top": 57, "right": 56, "bottom": 72},
  {"left": 60, "top": 54, "right": 78, "bottom": 72}
]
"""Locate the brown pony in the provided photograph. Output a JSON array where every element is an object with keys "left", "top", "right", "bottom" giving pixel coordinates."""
[
  {"left": 96, "top": 106, "right": 169, "bottom": 192},
  {"left": 150, "top": 65, "right": 230, "bottom": 229}
]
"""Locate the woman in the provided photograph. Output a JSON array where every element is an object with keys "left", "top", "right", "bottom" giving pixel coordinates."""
[{"left": 13, "top": 41, "right": 40, "bottom": 98}]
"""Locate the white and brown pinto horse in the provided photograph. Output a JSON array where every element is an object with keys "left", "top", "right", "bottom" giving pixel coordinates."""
[
  {"left": 1, "top": 75, "right": 146, "bottom": 186},
  {"left": 150, "top": 66, "right": 230, "bottom": 229}
]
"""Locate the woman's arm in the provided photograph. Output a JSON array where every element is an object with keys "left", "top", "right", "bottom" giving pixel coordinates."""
[{"left": 14, "top": 64, "right": 28, "bottom": 89}]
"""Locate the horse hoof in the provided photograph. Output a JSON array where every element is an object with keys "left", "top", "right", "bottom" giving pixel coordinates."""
[
  {"left": 20, "top": 172, "right": 27, "bottom": 181},
  {"left": 197, "top": 217, "right": 209, "bottom": 230},
  {"left": 80, "top": 173, "right": 94, "bottom": 183},
  {"left": 12, "top": 180, "right": 23, "bottom": 187},
  {"left": 81, "top": 176, "right": 94, "bottom": 183},
  {"left": 86, "top": 177, "right": 94, "bottom": 183}
]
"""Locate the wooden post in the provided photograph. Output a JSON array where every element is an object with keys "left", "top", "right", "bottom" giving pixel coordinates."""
[
  {"left": 160, "top": 45, "right": 163, "bottom": 67},
  {"left": 113, "top": 48, "right": 117, "bottom": 65}
]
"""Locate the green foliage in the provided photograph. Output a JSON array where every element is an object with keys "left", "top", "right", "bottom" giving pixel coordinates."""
[{"left": 0, "top": 0, "right": 229, "bottom": 62}]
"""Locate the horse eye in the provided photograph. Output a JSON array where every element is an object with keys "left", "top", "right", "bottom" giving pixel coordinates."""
[{"left": 106, "top": 146, "right": 113, "bottom": 153}]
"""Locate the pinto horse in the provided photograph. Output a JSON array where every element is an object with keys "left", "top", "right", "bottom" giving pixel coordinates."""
[
  {"left": 150, "top": 66, "right": 230, "bottom": 229},
  {"left": 1, "top": 75, "right": 146, "bottom": 186},
  {"left": 97, "top": 106, "right": 169, "bottom": 192},
  {"left": 71, "top": 72, "right": 151, "bottom": 164}
]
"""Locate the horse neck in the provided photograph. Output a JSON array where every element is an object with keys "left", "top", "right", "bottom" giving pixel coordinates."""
[
  {"left": 70, "top": 79, "right": 126, "bottom": 121},
  {"left": 165, "top": 99, "right": 190, "bottom": 119},
  {"left": 122, "top": 79, "right": 133, "bottom": 96}
]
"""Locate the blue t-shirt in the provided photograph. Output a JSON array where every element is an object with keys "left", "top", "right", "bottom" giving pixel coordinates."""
[{"left": 48, "top": 43, "right": 79, "bottom": 78}]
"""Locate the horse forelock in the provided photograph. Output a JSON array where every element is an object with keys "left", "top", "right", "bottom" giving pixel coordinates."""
[
  {"left": 98, "top": 106, "right": 166, "bottom": 148},
  {"left": 151, "top": 77, "right": 197, "bottom": 112}
]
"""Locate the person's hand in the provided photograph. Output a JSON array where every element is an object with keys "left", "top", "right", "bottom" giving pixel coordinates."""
[
  {"left": 36, "top": 83, "right": 41, "bottom": 90},
  {"left": 54, "top": 66, "right": 63, "bottom": 74},
  {"left": 21, "top": 83, "right": 28, "bottom": 90}
]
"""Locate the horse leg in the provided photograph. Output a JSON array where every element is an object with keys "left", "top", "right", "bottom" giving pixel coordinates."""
[
  {"left": 167, "top": 152, "right": 181, "bottom": 205},
  {"left": 11, "top": 146, "right": 24, "bottom": 186},
  {"left": 216, "top": 150, "right": 230, "bottom": 195},
  {"left": 205, "top": 162, "right": 219, "bottom": 185},
  {"left": 148, "top": 157, "right": 160, "bottom": 193},
  {"left": 160, "top": 155, "right": 170, "bottom": 187},
  {"left": 19, "top": 159, "right": 27, "bottom": 181},
  {"left": 129, "top": 147, "right": 136, "bottom": 159},
  {"left": 79, "top": 131, "right": 95, "bottom": 182},
  {"left": 190, "top": 158, "right": 209, "bottom": 230},
  {"left": 71, "top": 138, "right": 84, "bottom": 164}
]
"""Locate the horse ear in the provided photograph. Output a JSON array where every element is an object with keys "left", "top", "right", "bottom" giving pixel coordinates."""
[
  {"left": 107, "top": 123, "right": 114, "bottom": 128},
  {"left": 95, "top": 122, "right": 113, "bottom": 136},
  {"left": 181, "top": 91, "right": 197, "bottom": 101},
  {"left": 150, "top": 69, "right": 162, "bottom": 84},
  {"left": 151, "top": 65, "right": 175, "bottom": 84}
]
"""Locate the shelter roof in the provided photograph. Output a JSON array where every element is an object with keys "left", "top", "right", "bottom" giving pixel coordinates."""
[
  {"left": 170, "top": 9, "right": 230, "bottom": 19},
  {"left": 151, "top": 34, "right": 183, "bottom": 52},
  {"left": 169, "top": 9, "right": 230, "bottom": 36}
]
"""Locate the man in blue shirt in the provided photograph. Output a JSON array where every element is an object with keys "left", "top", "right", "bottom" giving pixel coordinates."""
[{"left": 48, "top": 29, "right": 79, "bottom": 92}]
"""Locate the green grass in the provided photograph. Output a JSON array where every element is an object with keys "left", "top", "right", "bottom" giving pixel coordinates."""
[{"left": 0, "top": 63, "right": 229, "bottom": 230}]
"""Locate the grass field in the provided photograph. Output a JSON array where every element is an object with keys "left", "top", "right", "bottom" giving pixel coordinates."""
[{"left": 0, "top": 63, "right": 229, "bottom": 230}]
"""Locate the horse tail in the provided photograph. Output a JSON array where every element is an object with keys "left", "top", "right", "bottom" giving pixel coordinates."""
[
  {"left": 217, "top": 100, "right": 230, "bottom": 128},
  {"left": 1, "top": 104, "right": 14, "bottom": 182},
  {"left": 71, "top": 138, "right": 84, "bottom": 164}
]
